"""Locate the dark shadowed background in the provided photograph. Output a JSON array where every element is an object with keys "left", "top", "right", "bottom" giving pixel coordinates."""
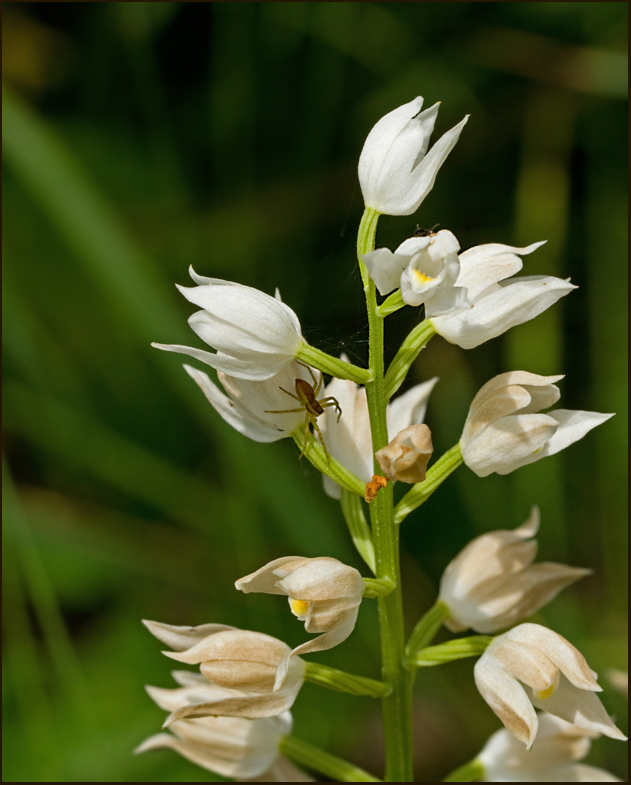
[{"left": 3, "top": 3, "right": 627, "bottom": 781}]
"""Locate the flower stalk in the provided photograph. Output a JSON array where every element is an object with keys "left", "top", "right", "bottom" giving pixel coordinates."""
[
  {"left": 358, "top": 207, "right": 414, "bottom": 782},
  {"left": 393, "top": 443, "right": 463, "bottom": 525},
  {"left": 280, "top": 736, "right": 382, "bottom": 782},
  {"left": 340, "top": 488, "right": 376, "bottom": 573},
  {"left": 304, "top": 661, "right": 392, "bottom": 698},
  {"left": 384, "top": 319, "right": 437, "bottom": 399},
  {"left": 297, "top": 344, "right": 372, "bottom": 385},
  {"left": 408, "top": 636, "right": 494, "bottom": 669},
  {"left": 405, "top": 599, "right": 450, "bottom": 660},
  {"left": 442, "top": 759, "right": 485, "bottom": 782}
]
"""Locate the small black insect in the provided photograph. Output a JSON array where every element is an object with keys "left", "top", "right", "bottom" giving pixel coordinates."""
[{"left": 414, "top": 224, "right": 441, "bottom": 237}]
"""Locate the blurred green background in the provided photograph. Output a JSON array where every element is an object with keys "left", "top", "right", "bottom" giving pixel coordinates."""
[{"left": 2, "top": 3, "right": 627, "bottom": 782}]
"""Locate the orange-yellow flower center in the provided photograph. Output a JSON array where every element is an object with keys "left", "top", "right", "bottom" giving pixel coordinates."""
[
  {"left": 534, "top": 672, "right": 560, "bottom": 701},
  {"left": 289, "top": 598, "right": 310, "bottom": 618},
  {"left": 412, "top": 269, "right": 434, "bottom": 286}
]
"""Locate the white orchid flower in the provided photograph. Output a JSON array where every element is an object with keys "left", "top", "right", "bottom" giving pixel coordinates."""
[
  {"left": 143, "top": 621, "right": 305, "bottom": 721},
  {"left": 153, "top": 267, "right": 304, "bottom": 381},
  {"left": 474, "top": 623, "right": 627, "bottom": 749},
  {"left": 478, "top": 712, "right": 622, "bottom": 782},
  {"left": 358, "top": 96, "right": 468, "bottom": 216},
  {"left": 375, "top": 423, "right": 433, "bottom": 484},
  {"left": 136, "top": 673, "right": 304, "bottom": 781},
  {"left": 180, "top": 360, "right": 317, "bottom": 443},
  {"left": 363, "top": 230, "right": 469, "bottom": 313},
  {"left": 318, "top": 366, "right": 438, "bottom": 498},
  {"left": 431, "top": 240, "right": 576, "bottom": 348},
  {"left": 236, "top": 557, "right": 365, "bottom": 690},
  {"left": 461, "top": 371, "right": 613, "bottom": 477},
  {"left": 438, "top": 507, "right": 591, "bottom": 633}
]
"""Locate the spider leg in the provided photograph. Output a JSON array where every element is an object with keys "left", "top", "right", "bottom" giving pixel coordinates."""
[
  {"left": 298, "top": 413, "right": 313, "bottom": 459},
  {"left": 319, "top": 397, "right": 343, "bottom": 422},
  {"left": 265, "top": 406, "right": 307, "bottom": 414},
  {"left": 311, "top": 418, "right": 330, "bottom": 462},
  {"left": 279, "top": 387, "right": 302, "bottom": 402}
]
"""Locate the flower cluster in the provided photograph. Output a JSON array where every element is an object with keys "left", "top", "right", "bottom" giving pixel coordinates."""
[{"left": 139, "top": 96, "right": 625, "bottom": 782}]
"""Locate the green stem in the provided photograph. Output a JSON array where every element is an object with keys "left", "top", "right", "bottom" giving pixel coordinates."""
[
  {"left": 442, "top": 758, "right": 485, "bottom": 782},
  {"left": 297, "top": 344, "right": 372, "bottom": 384},
  {"left": 340, "top": 488, "right": 376, "bottom": 573},
  {"left": 304, "top": 661, "right": 392, "bottom": 698},
  {"left": 280, "top": 735, "right": 382, "bottom": 782},
  {"left": 405, "top": 600, "right": 450, "bottom": 660},
  {"left": 384, "top": 319, "right": 437, "bottom": 400},
  {"left": 358, "top": 207, "right": 414, "bottom": 782},
  {"left": 394, "top": 443, "right": 463, "bottom": 525}
]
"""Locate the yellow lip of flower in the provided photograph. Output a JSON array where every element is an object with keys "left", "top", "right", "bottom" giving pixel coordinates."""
[
  {"left": 289, "top": 598, "right": 310, "bottom": 618},
  {"left": 412, "top": 269, "right": 435, "bottom": 286},
  {"left": 534, "top": 671, "right": 560, "bottom": 701}
]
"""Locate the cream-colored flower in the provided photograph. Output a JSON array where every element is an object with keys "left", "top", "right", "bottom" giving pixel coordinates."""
[
  {"left": 474, "top": 623, "right": 627, "bottom": 749},
  {"left": 318, "top": 367, "right": 438, "bottom": 498},
  {"left": 136, "top": 672, "right": 309, "bottom": 781},
  {"left": 461, "top": 371, "right": 613, "bottom": 477},
  {"left": 478, "top": 712, "right": 621, "bottom": 782},
  {"left": 236, "top": 557, "right": 364, "bottom": 689},
  {"left": 143, "top": 620, "right": 305, "bottom": 721},
  {"left": 375, "top": 423, "right": 433, "bottom": 484},
  {"left": 439, "top": 507, "right": 591, "bottom": 633}
]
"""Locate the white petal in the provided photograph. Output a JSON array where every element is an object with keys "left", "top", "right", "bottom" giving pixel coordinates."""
[
  {"left": 142, "top": 619, "right": 235, "bottom": 651},
  {"left": 504, "top": 410, "right": 614, "bottom": 472},
  {"left": 386, "top": 377, "right": 438, "bottom": 439},
  {"left": 457, "top": 241, "right": 546, "bottom": 301},
  {"left": 362, "top": 248, "right": 408, "bottom": 296},
  {"left": 183, "top": 366, "right": 286, "bottom": 441},
  {"left": 463, "top": 413, "right": 559, "bottom": 477},
  {"left": 235, "top": 557, "right": 309, "bottom": 595},
  {"left": 432, "top": 276, "right": 576, "bottom": 349},
  {"left": 531, "top": 676, "right": 627, "bottom": 741},
  {"left": 475, "top": 651, "right": 540, "bottom": 748},
  {"left": 399, "top": 115, "right": 469, "bottom": 216}
]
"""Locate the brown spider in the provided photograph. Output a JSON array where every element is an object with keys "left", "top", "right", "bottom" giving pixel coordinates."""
[{"left": 265, "top": 361, "right": 342, "bottom": 459}]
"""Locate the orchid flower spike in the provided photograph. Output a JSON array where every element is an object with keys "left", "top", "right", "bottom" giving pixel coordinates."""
[
  {"left": 431, "top": 240, "right": 576, "bottom": 348},
  {"left": 358, "top": 96, "right": 468, "bottom": 216},
  {"left": 461, "top": 371, "right": 613, "bottom": 477},
  {"left": 181, "top": 361, "right": 318, "bottom": 443},
  {"left": 363, "top": 229, "right": 469, "bottom": 314},
  {"left": 142, "top": 620, "right": 305, "bottom": 721},
  {"left": 474, "top": 623, "right": 627, "bottom": 749},
  {"left": 477, "top": 712, "right": 622, "bottom": 782},
  {"left": 136, "top": 677, "right": 311, "bottom": 781},
  {"left": 438, "top": 507, "right": 591, "bottom": 633},
  {"left": 235, "top": 557, "right": 365, "bottom": 690},
  {"left": 318, "top": 362, "right": 438, "bottom": 498},
  {"left": 152, "top": 267, "right": 305, "bottom": 381}
]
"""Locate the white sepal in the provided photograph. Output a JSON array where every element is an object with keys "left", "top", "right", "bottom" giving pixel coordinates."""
[
  {"left": 153, "top": 267, "right": 304, "bottom": 381},
  {"left": 358, "top": 97, "right": 468, "bottom": 216}
]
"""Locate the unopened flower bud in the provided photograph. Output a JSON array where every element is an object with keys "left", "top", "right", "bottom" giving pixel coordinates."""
[{"left": 375, "top": 424, "right": 433, "bottom": 484}]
